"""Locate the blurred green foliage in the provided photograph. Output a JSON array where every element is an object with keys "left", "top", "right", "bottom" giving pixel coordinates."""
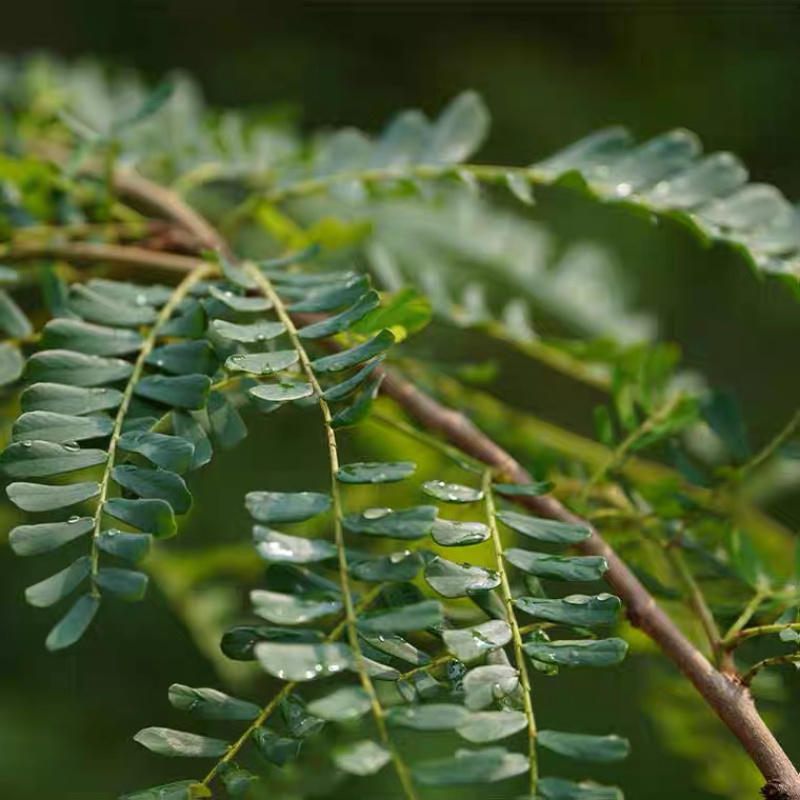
[{"left": 1, "top": 4, "right": 799, "bottom": 799}]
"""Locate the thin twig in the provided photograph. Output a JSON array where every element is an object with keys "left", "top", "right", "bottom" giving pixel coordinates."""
[
  {"left": 483, "top": 470, "right": 538, "bottom": 797},
  {"left": 742, "top": 654, "right": 800, "bottom": 688}
]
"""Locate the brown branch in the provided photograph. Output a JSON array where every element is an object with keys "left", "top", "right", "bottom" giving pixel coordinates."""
[{"left": 110, "top": 167, "right": 800, "bottom": 799}]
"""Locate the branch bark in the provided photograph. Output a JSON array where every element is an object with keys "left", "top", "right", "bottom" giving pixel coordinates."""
[{"left": 109, "top": 168, "right": 800, "bottom": 799}]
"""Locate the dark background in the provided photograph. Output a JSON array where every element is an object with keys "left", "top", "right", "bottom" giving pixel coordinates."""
[{"left": 1, "top": 2, "right": 799, "bottom": 799}]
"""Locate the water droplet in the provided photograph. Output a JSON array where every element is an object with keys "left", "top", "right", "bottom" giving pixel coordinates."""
[
  {"left": 106, "top": 529, "right": 119, "bottom": 538},
  {"left": 364, "top": 507, "right": 391, "bottom": 520},
  {"left": 230, "top": 355, "right": 244, "bottom": 363},
  {"left": 20, "top": 440, "right": 33, "bottom": 448},
  {"left": 63, "top": 442, "right": 81, "bottom": 452},
  {"left": 155, "top": 359, "right": 165, "bottom": 368},
  {"left": 135, "top": 293, "right": 148, "bottom": 306},
  {"left": 94, "top": 387, "right": 108, "bottom": 394},
  {"left": 67, "top": 515, "right": 81, "bottom": 524},
  {"left": 256, "top": 333, "right": 267, "bottom": 342}
]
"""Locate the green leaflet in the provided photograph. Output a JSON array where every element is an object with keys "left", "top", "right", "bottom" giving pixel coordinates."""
[
  {"left": 118, "top": 432, "right": 195, "bottom": 474},
  {"left": 120, "top": 780, "right": 209, "bottom": 800},
  {"left": 310, "top": 329, "right": 394, "bottom": 373},
  {"left": 45, "top": 593, "right": 100, "bottom": 651},
  {"left": 9, "top": 517, "right": 94, "bottom": 556},
  {"left": 411, "top": 746, "right": 528, "bottom": 786},
  {"left": 42, "top": 318, "right": 143, "bottom": 355},
  {"left": 253, "top": 526, "right": 337, "bottom": 564},
  {"left": 20, "top": 383, "right": 123, "bottom": 415},
  {"left": 0, "top": 288, "right": 33, "bottom": 337},
  {"left": 321, "top": 358, "right": 382, "bottom": 401},
  {"left": 159, "top": 301, "right": 206, "bottom": 339},
  {"left": 505, "top": 549, "right": 608, "bottom": 582},
  {"left": 306, "top": 687, "right": 372, "bottom": 721},
  {"left": 431, "top": 519, "right": 490, "bottom": 546},
  {"left": 251, "top": 590, "right": 342, "bottom": 625},
  {"left": 360, "top": 632, "right": 431, "bottom": 666},
  {"left": 281, "top": 692, "right": 326, "bottom": 738},
  {"left": 386, "top": 703, "right": 470, "bottom": 730},
  {"left": 336, "top": 460, "right": 416, "bottom": 484},
  {"left": 221, "top": 626, "right": 325, "bottom": 662},
  {"left": 172, "top": 411, "right": 213, "bottom": 470},
  {"left": 248, "top": 379, "right": 313, "bottom": 402},
  {"left": 224, "top": 350, "right": 298, "bottom": 375},
  {"left": 96, "top": 530, "right": 153, "bottom": 562},
  {"left": 297, "top": 291, "right": 380, "bottom": 339},
  {"left": 514, "top": 594, "right": 621, "bottom": 627},
  {"left": 357, "top": 599, "right": 443, "bottom": 633},
  {"left": 289, "top": 274, "right": 370, "bottom": 312},
  {"left": 207, "top": 391, "right": 248, "bottom": 449},
  {"left": 0, "top": 441, "right": 106, "bottom": 478},
  {"left": 246, "top": 491, "right": 331, "bottom": 523},
  {"left": 219, "top": 765, "right": 258, "bottom": 797},
  {"left": 536, "top": 777, "right": 624, "bottom": 800},
  {"left": 69, "top": 285, "right": 157, "bottom": 327},
  {"left": 146, "top": 341, "right": 218, "bottom": 376},
  {"left": 252, "top": 727, "right": 301, "bottom": 766},
  {"left": 12, "top": 411, "right": 113, "bottom": 443},
  {"left": 349, "top": 550, "right": 424, "bottom": 582},
  {"left": 423, "top": 90, "right": 490, "bottom": 165},
  {"left": 255, "top": 641, "right": 355, "bottom": 682},
  {"left": 134, "top": 374, "right": 211, "bottom": 410},
  {"left": 104, "top": 498, "right": 177, "bottom": 537},
  {"left": 112, "top": 465, "right": 192, "bottom": 514},
  {"left": 351, "top": 287, "right": 431, "bottom": 337},
  {"left": 343, "top": 505, "right": 437, "bottom": 539},
  {"left": 422, "top": 480, "right": 483, "bottom": 503},
  {"left": 211, "top": 318, "right": 285, "bottom": 343},
  {"left": 330, "top": 373, "right": 383, "bottom": 428},
  {"left": 456, "top": 710, "right": 528, "bottom": 743},
  {"left": 26, "top": 350, "right": 133, "bottom": 387},
  {"left": 462, "top": 665, "right": 520, "bottom": 711},
  {"left": 6, "top": 481, "right": 99, "bottom": 512},
  {"left": 492, "top": 481, "right": 555, "bottom": 498},
  {"left": 424, "top": 556, "right": 500, "bottom": 598},
  {"left": 333, "top": 740, "right": 391, "bottom": 776},
  {"left": 497, "top": 511, "right": 592, "bottom": 545},
  {"left": 96, "top": 568, "right": 149, "bottom": 601},
  {"left": 25, "top": 556, "right": 91, "bottom": 607},
  {"left": 537, "top": 730, "right": 630, "bottom": 762},
  {"left": 168, "top": 685, "right": 261, "bottom": 721},
  {"left": 523, "top": 638, "right": 628, "bottom": 668},
  {"left": 0, "top": 342, "right": 24, "bottom": 386},
  {"left": 442, "top": 620, "right": 512, "bottom": 662},
  {"left": 86, "top": 279, "right": 177, "bottom": 308},
  {"left": 133, "top": 727, "right": 229, "bottom": 758},
  {"left": 208, "top": 284, "right": 272, "bottom": 312}
]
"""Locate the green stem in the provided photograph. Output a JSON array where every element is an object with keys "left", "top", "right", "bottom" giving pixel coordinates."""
[
  {"left": 723, "top": 622, "right": 800, "bottom": 651},
  {"left": 89, "top": 262, "right": 216, "bottom": 587},
  {"left": 243, "top": 263, "right": 419, "bottom": 800},
  {"left": 200, "top": 584, "right": 385, "bottom": 787},
  {"left": 725, "top": 591, "right": 769, "bottom": 643},
  {"left": 742, "top": 654, "right": 800, "bottom": 687},
  {"left": 482, "top": 470, "right": 538, "bottom": 796},
  {"left": 739, "top": 410, "right": 800, "bottom": 482},
  {"left": 580, "top": 394, "right": 685, "bottom": 505}
]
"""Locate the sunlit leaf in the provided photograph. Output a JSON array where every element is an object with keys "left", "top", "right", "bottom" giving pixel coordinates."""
[
  {"left": 255, "top": 641, "right": 355, "bottom": 681},
  {"left": 443, "top": 620, "right": 512, "bottom": 662},
  {"left": 7, "top": 480, "right": 100, "bottom": 512},
  {"left": 357, "top": 599, "right": 443, "bottom": 633},
  {"left": 463, "top": 665, "right": 519, "bottom": 710},
  {"left": 245, "top": 491, "right": 331, "bottom": 523},
  {"left": 0, "top": 441, "right": 106, "bottom": 478},
  {"left": 225, "top": 350, "right": 298, "bottom": 375},
  {"left": 412, "top": 746, "right": 527, "bottom": 786},
  {"left": 425, "top": 556, "right": 500, "bottom": 598},
  {"left": 21, "top": 383, "right": 123, "bottom": 416},
  {"left": 251, "top": 589, "right": 341, "bottom": 625},
  {"left": 307, "top": 687, "right": 372, "bottom": 721},
  {"left": 456, "top": 710, "right": 527, "bottom": 743},
  {"left": 168, "top": 685, "right": 260, "bottom": 721},
  {"left": 422, "top": 480, "right": 483, "bottom": 503},
  {"left": 350, "top": 550, "right": 425, "bottom": 582},
  {"left": 211, "top": 318, "right": 285, "bottom": 343},
  {"left": 42, "top": 318, "right": 143, "bottom": 356},
  {"left": 12, "top": 411, "right": 113, "bottom": 444},
  {"left": 524, "top": 638, "right": 628, "bottom": 668},
  {"left": 343, "top": 505, "right": 437, "bottom": 539},
  {"left": 497, "top": 511, "right": 592, "bottom": 545},
  {"left": 9, "top": 517, "right": 94, "bottom": 556},
  {"left": 505, "top": 549, "right": 608, "bottom": 582},
  {"left": 254, "top": 526, "right": 337, "bottom": 564},
  {"left": 297, "top": 291, "right": 380, "bottom": 339},
  {"left": 27, "top": 350, "right": 133, "bottom": 387},
  {"left": 311, "top": 330, "right": 395, "bottom": 373},
  {"left": 537, "top": 730, "right": 630, "bottom": 762},
  {"left": 334, "top": 740, "right": 391, "bottom": 776},
  {"left": 431, "top": 519, "right": 490, "bottom": 547},
  {"left": 387, "top": 703, "right": 470, "bottom": 730},
  {"left": 336, "top": 460, "right": 416, "bottom": 484},
  {"left": 514, "top": 594, "right": 620, "bottom": 627},
  {"left": 133, "top": 727, "right": 228, "bottom": 758}
]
